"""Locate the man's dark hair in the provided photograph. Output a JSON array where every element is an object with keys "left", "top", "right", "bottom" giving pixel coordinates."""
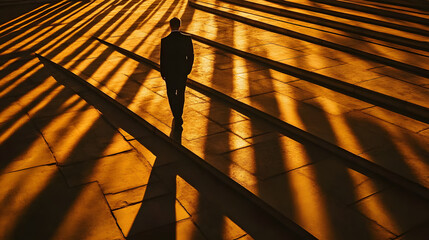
[{"left": 170, "top": 17, "right": 181, "bottom": 30}]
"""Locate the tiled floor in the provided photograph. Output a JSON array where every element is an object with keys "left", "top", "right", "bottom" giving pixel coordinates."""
[{"left": 1, "top": 0, "right": 428, "bottom": 239}]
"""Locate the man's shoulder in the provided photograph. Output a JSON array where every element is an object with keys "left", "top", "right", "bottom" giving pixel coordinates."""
[
  {"left": 162, "top": 32, "right": 174, "bottom": 41},
  {"left": 180, "top": 32, "right": 191, "bottom": 37},
  {"left": 179, "top": 32, "right": 192, "bottom": 41},
  {"left": 162, "top": 32, "right": 191, "bottom": 44},
  {"left": 169, "top": 32, "right": 192, "bottom": 39}
]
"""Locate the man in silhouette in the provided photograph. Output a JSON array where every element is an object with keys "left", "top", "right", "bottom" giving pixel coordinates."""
[{"left": 161, "top": 17, "right": 194, "bottom": 128}]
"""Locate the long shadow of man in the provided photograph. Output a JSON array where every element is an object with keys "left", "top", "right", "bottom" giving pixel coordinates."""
[
  {"left": 161, "top": 17, "right": 194, "bottom": 128},
  {"left": 126, "top": 128, "right": 183, "bottom": 239}
]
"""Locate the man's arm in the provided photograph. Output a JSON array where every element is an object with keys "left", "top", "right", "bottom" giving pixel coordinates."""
[
  {"left": 160, "top": 38, "right": 166, "bottom": 80},
  {"left": 185, "top": 36, "right": 194, "bottom": 75}
]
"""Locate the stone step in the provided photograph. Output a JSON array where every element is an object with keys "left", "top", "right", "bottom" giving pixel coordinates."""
[
  {"left": 91, "top": 37, "right": 429, "bottom": 200},
  {"left": 213, "top": 0, "right": 429, "bottom": 51},
  {"left": 36, "top": 45, "right": 429, "bottom": 239},
  {"left": 186, "top": 33, "right": 429, "bottom": 123},
  {"left": 313, "top": 0, "right": 429, "bottom": 24},
  {"left": 264, "top": 0, "right": 429, "bottom": 37},
  {"left": 36, "top": 52, "right": 317, "bottom": 240},
  {"left": 343, "top": 0, "right": 429, "bottom": 11},
  {"left": 188, "top": 0, "right": 429, "bottom": 78}
]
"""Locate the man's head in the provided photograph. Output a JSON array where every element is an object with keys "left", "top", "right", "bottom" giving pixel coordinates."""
[{"left": 169, "top": 17, "right": 181, "bottom": 31}]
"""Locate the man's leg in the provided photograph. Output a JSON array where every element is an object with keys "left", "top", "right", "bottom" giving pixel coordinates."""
[
  {"left": 166, "top": 82, "right": 186, "bottom": 125},
  {"left": 166, "top": 84, "right": 179, "bottom": 118},
  {"left": 175, "top": 83, "right": 186, "bottom": 124}
]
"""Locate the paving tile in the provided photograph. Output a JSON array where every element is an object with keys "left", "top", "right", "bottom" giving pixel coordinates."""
[
  {"left": 77, "top": 58, "right": 130, "bottom": 81},
  {"left": 197, "top": 107, "right": 248, "bottom": 126},
  {"left": 0, "top": 165, "right": 123, "bottom": 240},
  {"left": 230, "top": 62, "right": 268, "bottom": 75},
  {"left": 229, "top": 79, "right": 275, "bottom": 99},
  {"left": 181, "top": 110, "right": 227, "bottom": 141},
  {"left": 295, "top": 159, "right": 386, "bottom": 205},
  {"left": 3, "top": 1, "right": 429, "bottom": 239},
  {"left": 304, "top": 97, "right": 355, "bottom": 115},
  {"left": 186, "top": 88, "right": 211, "bottom": 102},
  {"left": 176, "top": 175, "right": 202, "bottom": 216},
  {"left": 127, "top": 219, "right": 208, "bottom": 240},
  {"left": 19, "top": 87, "right": 91, "bottom": 118},
  {"left": 248, "top": 43, "right": 306, "bottom": 61},
  {"left": 272, "top": 37, "right": 313, "bottom": 51},
  {"left": 254, "top": 79, "right": 316, "bottom": 101},
  {"left": 0, "top": 97, "right": 25, "bottom": 124},
  {"left": 202, "top": 52, "right": 233, "bottom": 65},
  {"left": 224, "top": 136, "right": 329, "bottom": 179},
  {"left": 359, "top": 144, "right": 429, "bottom": 189},
  {"left": 264, "top": 69, "right": 300, "bottom": 83},
  {"left": 240, "top": 92, "right": 287, "bottom": 120},
  {"left": 241, "top": 92, "right": 382, "bottom": 155},
  {"left": 113, "top": 194, "right": 190, "bottom": 237},
  {"left": 314, "top": 49, "right": 384, "bottom": 70},
  {"left": 189, "top": 99, "right": 229, "bottom": 112},
  {"left": 0, "top": 117, "right": 55, "bottom": 173},
  {"left": 258, "top": 171, "right": 395, "bottom": 240},
  {"left": 133, "top": 75, "right": 164, "bottom": 89},
  {"left": 184, "top": 91, "right": 209, "bottom": 105},
  {"left": 235, "top": 69, "right": 277, "bottom": 82},
  {"left": 279, "top": 54, "right": 345, "bottom": 71},
  {"left": 356, "top": 76, "right": 429, "bottom": 108},
  {"left": 105, "top": 180, "right": 170, "bottom": 210},
  {"left": 131, "top": 96, "right": 173, "bottom": 127},
  {"left": 0, "top": 76, "right": 40, "bottom": 99},
  {"left": 153, "top": 87, "right": 206, "bottom": 107},
  {"left": 226, "top": 119, "right": 274, "bottom": 139},
  {"left": 362, "top": 106, "right": 429, "bottom": 133},
  {"left": 183, "top": 131, "right": 250, "bottom": 158},
  {"left": 315, "top": 63, "right": 381, "bottom": 84},
  {"left": 114, "top": 80, "right": 157, "bottom": 104},
  {"left": 370, "top": 66, "right": 429, "bottom": 88},
  {"left": 246, "top": 132, "right": 284, "bottom": 144},
  {"left": 105, "top": 57, "right": 150, "bottom": 75},
  {"left": 192, "top": 208, "right": 248, "bottom": 240},
  {"left": 132, "top": 110, "right": 172, "bottom": 136},
  {"left": 34, "top": 109, "right": 132, "bottom": 165},
  {"left": 304, "top": 45, "right": 352, "bottom": 61},
  {"left": 287, "top": 80, "right": 373, "bottom": 110},
  {"left": 203, "top": 155, "right": 259, "bottom": 194},
  {"left": 128, "top": 69, "right": 163, "bottom": 83},
  {"left": 0, "top": 59, "right": 39, "bottom": 84},
  {"left": 372, "top": 48, "right": 429, "bottom": 70},
  {"left": 352, "top": 188, "right": 429, "bottom": 235},
  {"left": 61, "top": 151, "right": 152, "bottom": 194},
  {"left": 128, "top": 139, "right": 158, "bottom": 166}
]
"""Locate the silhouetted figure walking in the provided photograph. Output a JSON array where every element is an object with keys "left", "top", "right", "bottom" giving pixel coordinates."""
[{"left": 161, "top": 17, "right": 194, "bottom": 128}]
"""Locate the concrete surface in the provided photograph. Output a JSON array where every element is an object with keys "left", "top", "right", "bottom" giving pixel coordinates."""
[{"left": 1, "top": 0, "right": 428, "bottom": 239}]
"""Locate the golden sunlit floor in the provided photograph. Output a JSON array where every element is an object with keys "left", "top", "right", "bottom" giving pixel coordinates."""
[{"left": 1, "top": 0, "right": 429, "bottom": 239}]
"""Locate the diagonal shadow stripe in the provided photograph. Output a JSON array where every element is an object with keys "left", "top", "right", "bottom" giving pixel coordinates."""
[
  {"left": 188, "top": 0, "right": 429, "bottom": 79},
  {"left": 36, "top": 52, "right": 317, "bottom": 240},
  {"left": 312, "top": 0, "right": 429, "bottom": 24},
  {"left": 265, "top": 0, "right": 429, "bottom": 37},
  {"left": 92, "top": 37, "right": 429, "bottom": 202},
  {"left": 94, "top": 34, "right": 429, "bottom": 124},
  {"left": 212, "top": 0, "right": 429, "bottom": 51}
]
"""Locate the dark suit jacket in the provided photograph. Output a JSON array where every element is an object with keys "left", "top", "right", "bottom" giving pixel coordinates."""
[{"left": 160, "top": 31, "right": 194, "bottom": 88}]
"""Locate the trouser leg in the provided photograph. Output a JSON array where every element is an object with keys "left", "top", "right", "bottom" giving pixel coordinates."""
[
  {"left": 166, "top": 81, "right": 186, "bottom": 123},
  {"left": 175, "top": 84, "right": 186, "bottom": 120}
]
